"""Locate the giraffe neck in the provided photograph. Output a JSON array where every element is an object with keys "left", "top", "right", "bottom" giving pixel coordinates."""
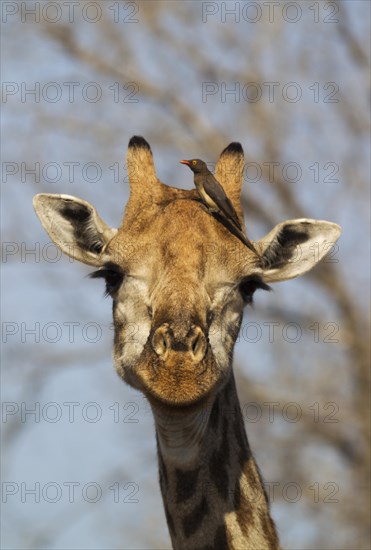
[{"left": 153, "top": 374, "right": 279, "bottom": 550}]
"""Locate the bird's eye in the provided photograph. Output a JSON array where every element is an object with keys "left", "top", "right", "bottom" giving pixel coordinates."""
[
  {"left": 239, "top": 276, "right": 271, "bottom": 305},
  {"left": 90, "top": 267, "right": 124, "bottom": 296},
  {"left": 192, "top": 160, "right": 197, "bottom": 165}
]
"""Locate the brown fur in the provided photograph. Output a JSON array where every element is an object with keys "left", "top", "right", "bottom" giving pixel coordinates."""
[{"left": 33, "top": 136, "right": 341, "bottom": 550}]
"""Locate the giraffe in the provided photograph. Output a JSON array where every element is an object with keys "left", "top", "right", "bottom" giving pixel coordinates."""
[{"left": 33, "top": 136, "right": 341, "bottom": 550}]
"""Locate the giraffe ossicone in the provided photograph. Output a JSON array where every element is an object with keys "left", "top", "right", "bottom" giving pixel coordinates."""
[{"left": 33, "top": 136, "right": 341, "bottom": 549}]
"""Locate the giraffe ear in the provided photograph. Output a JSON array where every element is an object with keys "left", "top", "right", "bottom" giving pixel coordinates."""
[
  {"left": 256, "top": 219, "right": 341, "bottom": 282},
  {"left": 33, "top": 194, "right": 117, "bottom": 266}
]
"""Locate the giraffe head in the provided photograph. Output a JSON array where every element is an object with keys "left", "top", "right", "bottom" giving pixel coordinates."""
[{"left": 33, "top": 136, "right": 341, "bottom": 412}]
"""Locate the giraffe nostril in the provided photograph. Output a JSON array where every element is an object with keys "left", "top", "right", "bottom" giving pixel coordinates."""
[
  {"left": 189, "top": 326, "right": 207, "bottom": 362},
  {"left": 192, "top": 334, "right": 200, "bottom": 354},
  {"left": 152, "top": 325, "right": 170, "bottom": 357}
]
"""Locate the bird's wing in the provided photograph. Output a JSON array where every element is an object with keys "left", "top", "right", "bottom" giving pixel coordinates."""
[{"left": 202, "top": 175, "right": 242, "bottom": 230}]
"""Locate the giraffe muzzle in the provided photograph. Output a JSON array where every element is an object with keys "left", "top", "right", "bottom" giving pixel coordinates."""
[{"left": 151, "top": 323, "right": 208, "bottom": 363}]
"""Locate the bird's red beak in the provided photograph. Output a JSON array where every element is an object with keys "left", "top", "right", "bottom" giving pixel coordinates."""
[{"left": 180, "top": 160, "right": 190, "bottom": 166}]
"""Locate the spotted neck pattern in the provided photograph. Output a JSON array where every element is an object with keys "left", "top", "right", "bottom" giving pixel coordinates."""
[{"left": 153, "top": 374, "right": 280, "bottom": 550}]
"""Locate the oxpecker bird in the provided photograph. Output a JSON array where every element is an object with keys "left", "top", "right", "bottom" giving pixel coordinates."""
[{"left": 180, "top": 158, "right": 243, "bottom": 231}]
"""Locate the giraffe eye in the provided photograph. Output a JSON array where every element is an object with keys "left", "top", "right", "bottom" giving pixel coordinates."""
[
  {"left": 239, "top": 281, "right": 258, "bottom": 304},
  {"left": 90, "top": 267, "right": 124, "bottom": 296},
  {"left": 192, "top": 160, "right": 197, "bottom": 165},
  {"left": 239, "top": 276, "right": 271, "bottom": 305}
]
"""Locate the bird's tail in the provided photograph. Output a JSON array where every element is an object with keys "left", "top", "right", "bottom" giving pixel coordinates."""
[{"left": 212, "top": 211, "right": 259, "bottom": 255}]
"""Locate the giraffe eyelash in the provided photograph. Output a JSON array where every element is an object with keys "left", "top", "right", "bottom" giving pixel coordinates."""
[
  {"left": 239, "top": 276, "right": 271, "bottom": 305},
  {"left": 89, "top": 268, "right": 124, "bottom": 297}
]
